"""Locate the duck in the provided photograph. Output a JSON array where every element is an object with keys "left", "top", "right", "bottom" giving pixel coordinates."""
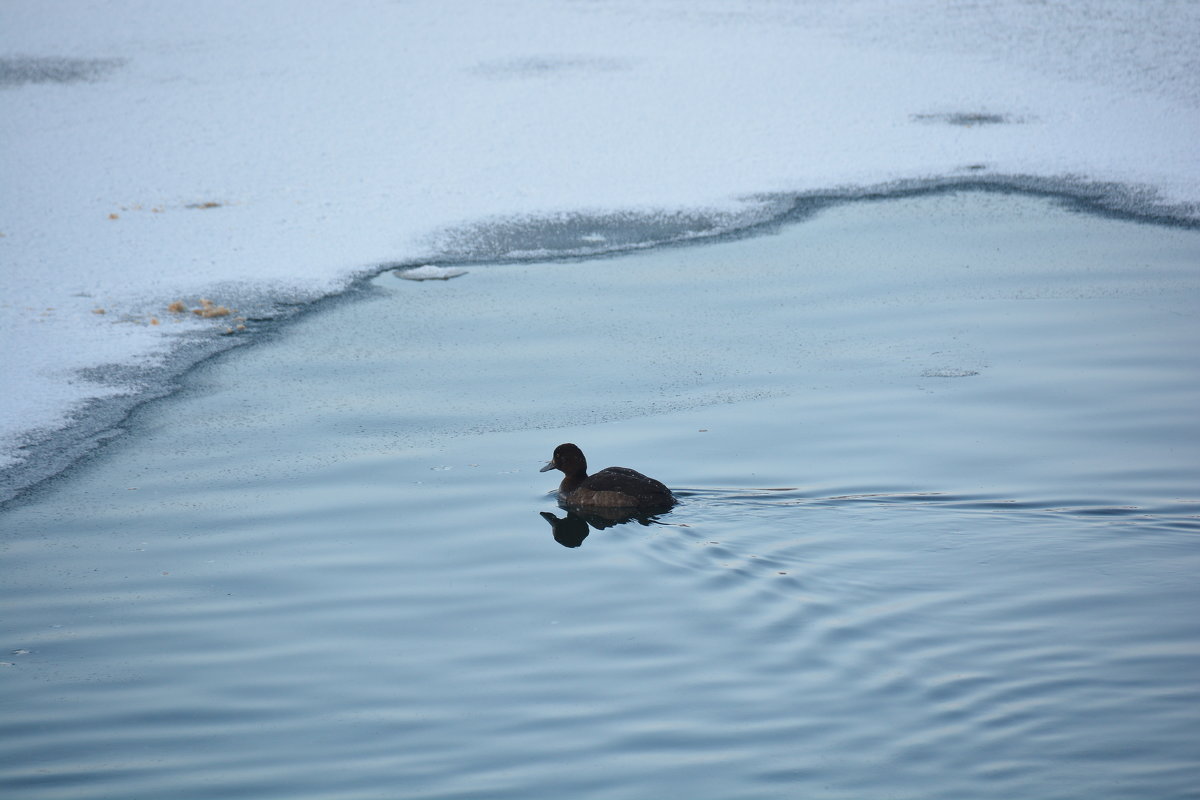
[{"left": 540, "top": 443, "right": 676, "bottom": 510}]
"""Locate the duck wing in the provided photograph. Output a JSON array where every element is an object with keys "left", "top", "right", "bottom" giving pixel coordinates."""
[{"left": 588, "top": 467, "right": 672, "bottom": 495}]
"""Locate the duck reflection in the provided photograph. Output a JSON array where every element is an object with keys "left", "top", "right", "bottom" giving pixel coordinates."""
[
  {"left": 539, "top": 505, "right": 673, "bottom": 548},
  {"left": 540, "top": 510, "right": 591, "bottom": 547}
]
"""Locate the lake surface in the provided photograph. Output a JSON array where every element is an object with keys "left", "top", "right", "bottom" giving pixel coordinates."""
[{"left": 3, "top": 191, "right": 1199, "bottom": 799}]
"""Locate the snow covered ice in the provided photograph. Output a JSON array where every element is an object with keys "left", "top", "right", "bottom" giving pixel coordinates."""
[{"left": 2, "top": 0, "right": 1199, "bottom": 502}]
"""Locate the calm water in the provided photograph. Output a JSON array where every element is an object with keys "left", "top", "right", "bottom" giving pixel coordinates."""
[{"left": 2, "top": 192, "right": 1199, "bottom": 799}]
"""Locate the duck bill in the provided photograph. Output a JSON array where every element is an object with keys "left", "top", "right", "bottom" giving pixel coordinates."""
[{"left": 539, "top": 459, "right": 556, "bottom": 473}]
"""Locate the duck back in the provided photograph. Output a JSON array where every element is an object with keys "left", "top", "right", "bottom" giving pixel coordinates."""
[{"left": 570, "top": 466, "right": 675, "bottom": 509}]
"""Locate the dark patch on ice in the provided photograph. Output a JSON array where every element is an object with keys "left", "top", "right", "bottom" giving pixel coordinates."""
[
  {"left": 0, "top": 55, "right": 125, "bottom": 88},
  {"left": 912, "top": 112, "right": 1025, "bottom": 126},
  {"left": 470, "top": 55, "right": 631, "bottom": 79}
]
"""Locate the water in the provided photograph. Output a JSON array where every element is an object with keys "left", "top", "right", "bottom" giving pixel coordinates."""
[{"left": 2, "top": 191, "right": 1199, "bottom": 799}]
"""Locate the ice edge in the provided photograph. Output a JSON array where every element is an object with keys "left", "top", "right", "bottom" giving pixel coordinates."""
[{"left": 2, "top": 173, "right": 1197, "bottom": 509}]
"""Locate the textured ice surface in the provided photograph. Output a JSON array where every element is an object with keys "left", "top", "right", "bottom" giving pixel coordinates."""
[{"left": 2, "top": 0, "right": 1199, "bottom": 500}]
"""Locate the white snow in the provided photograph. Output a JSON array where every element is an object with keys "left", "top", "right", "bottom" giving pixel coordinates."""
[{"left": 2, "top": 0, "right": 1199, "bottom": 478}]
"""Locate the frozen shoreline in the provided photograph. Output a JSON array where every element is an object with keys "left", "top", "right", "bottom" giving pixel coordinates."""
[
  {"left": 2, "top": 178, "right": 1196, "bottom": 508},
  {"left": 3, "top": 0, "right": 1200, "bottom": 505}
]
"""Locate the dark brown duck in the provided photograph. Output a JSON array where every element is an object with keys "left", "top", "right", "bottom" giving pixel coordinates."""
[{"left": 540, "top": 443, "right": 676, "bottom": 510}]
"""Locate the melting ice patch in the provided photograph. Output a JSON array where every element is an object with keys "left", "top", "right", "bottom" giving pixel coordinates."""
[
  {"left": 0, "top": 55, "right": 124, "bottom": 88},
  {"left": 921, "top": 368, "right": 981, "bottom": 378},
  {"left": 911, "top": 112, "right": 1030, "bottom": 126},
  {"left": 469, "top": 55, "right": 632, "bottom": 79},
  {"left": 395, "top": 265, "right": 469, "bottom": 281}
]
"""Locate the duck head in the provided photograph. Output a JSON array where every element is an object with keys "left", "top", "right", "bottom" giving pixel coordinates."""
[{"left": 540, "top": 442, "right": 587, "bottom": 477}]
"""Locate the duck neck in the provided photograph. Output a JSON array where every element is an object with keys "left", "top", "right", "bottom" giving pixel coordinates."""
[{"left": 558, "top": 469, "right": 587, "bottom": 493}]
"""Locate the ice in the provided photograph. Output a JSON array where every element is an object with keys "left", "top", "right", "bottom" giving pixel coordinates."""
[
  {"left": 396, "top": 266, "right": 469, "bottom": 282},
  {"left": 2, "top": 0, "right": 1199, "bottom": 500}
]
